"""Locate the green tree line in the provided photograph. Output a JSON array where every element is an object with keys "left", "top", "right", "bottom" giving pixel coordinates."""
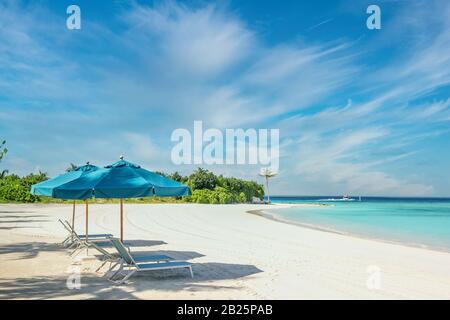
[
  {"left": 0, "top": 161, "right": 264, "bottom": 204},
  {"left": 158, "top": 168, "right": 265, "bottom": 204}
]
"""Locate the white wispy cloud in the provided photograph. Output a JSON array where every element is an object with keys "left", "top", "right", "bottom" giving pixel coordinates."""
[
  {"left": 122, "top": 1, "right": 253, "bottom": 78},
  {"left": 0, "top": 0, "right": 449, "bottom": 196}
]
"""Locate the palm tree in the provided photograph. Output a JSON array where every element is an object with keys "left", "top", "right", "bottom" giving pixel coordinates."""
[
  {"left": 0, "top": 140, "right": 7, "bottom": 162},
  {"left": 259, "top": 168, "right": 277, "bottom": 203},
  {"left": 0, "top": 169, "right": 8, "bottom": 179},
  {"left": 0, "top": 140, "right": 8, "bottom": 179},
  {"left": 65, "top": 163, "right": 78, "bottom": 172}
]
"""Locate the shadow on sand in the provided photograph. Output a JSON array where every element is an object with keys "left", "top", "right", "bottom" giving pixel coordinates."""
[
  {"left": 0, "top": 214, "right": 48, "bottom": 218},
  {"left": 0, "top": 241, "right": 263, "bottom": 299},
  {"left": 0, "top": 215, "right": 52, "bottom": 232},
  {"left": 0, "top": 210, "right": 36, "bottom": 214},
  {"left": 0, "top": 275, "right": 138, "bottom": 300},
  {"left": 0, "top": 241, "right": 66, "bottom": 260},
  {"left": 0, "top": 261, "right": 262, "bottom": 299}
]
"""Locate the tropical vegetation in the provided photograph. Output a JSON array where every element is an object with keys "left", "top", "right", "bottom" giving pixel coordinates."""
[{"left": 0, "top": 151, "right": 264, "bottom": 204}]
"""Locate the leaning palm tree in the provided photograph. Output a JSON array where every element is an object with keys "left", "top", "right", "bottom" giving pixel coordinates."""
[
  {"left": 0, "top": 169, "right": 8, "bottom": 179},
  {"left": 0, "top": 140, "right": 7, "bottom": 162},
  {"left": 259, "top": 168, "right": 277, "bottom": 203}
]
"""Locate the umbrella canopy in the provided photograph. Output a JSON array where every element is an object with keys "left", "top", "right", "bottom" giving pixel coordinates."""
[
  {"left": 49, "top": 159, "right": 191, "bottom": 198},
  {"left": 94, "top": 159, "right": 191, "bottom": 242},
  {"left": 94, "top": 159, "right": 191, "bottom": 198},
  {"left": 30, "top": 163, "right": 101, "bottom": 242},
  {"left": 31, "top": 163, "right": 99, "bottom": 199},
  {"left": 32, "top": 158, "right": 192, "bottom": 242}
]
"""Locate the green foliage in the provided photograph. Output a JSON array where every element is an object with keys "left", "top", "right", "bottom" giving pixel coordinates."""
[
  {"left": 186, "top": 168, "right": 264, "bottom": 204},
  {"left": 170, "top": 171, "right": 184, "bottom": 182},
  {"left": 147, "top": 168, "right": 264, "bottom": 204},
  {"left": 216, "top": 175, "right": 264, "bottom": 202},
  {"left": 187, "top": 168, "right": 218, "bottom": 190},
  {"left": 0, "top": 164, "right": 264, "bottom": 204},
  {"left": 191, "top": 187, "right": 238, "bottom": 204},
  {"left": 0, "top": 172, "right": 48, "bottom": 203},
  {"left": 190, "top": 189, "right": 211, "bottom": 204},
  {"left": 154, "top": 171, "right": 168, "bottom": 178}
]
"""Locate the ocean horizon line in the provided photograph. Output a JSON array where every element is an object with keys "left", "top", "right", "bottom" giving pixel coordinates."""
[{"left": 270, "top": 195, "right": 450, "bottom": 200}]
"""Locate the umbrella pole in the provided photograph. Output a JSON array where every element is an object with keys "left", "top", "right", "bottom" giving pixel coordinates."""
[
  {"left": 71, "top": 201, "right": 76, "bottom": 242},
  {"left": 120, "top": 199, "right": 124, "bottom": 243},
  {"left": 85, "top": 200, "right": 89, "bottom": 243}
]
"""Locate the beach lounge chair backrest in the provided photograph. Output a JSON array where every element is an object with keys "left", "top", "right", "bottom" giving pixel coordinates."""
[
  {"left": 64, "top": 220, "right": 76, "bottom": 232},
  {"left": 59, "top": 219, "right": 72, "bottom": 233},
  {"left": 63, "top": 220, "right": 113, "bottom": 240},
  {"left": 61, "top": 222, "right": 84, "bottom": 243},
  {"left": 70, "top": 229, "right": 83, "bottom": 243},
  {"left": 90, "top": 242, "right": 112, "bottom": 257},
  {"left": 110, "top": 238, "right": 134, "bottom": 265}
]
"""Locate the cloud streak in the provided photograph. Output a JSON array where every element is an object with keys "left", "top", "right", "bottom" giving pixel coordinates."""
[{"left": 0, "top": 0, "right": 449, "bottom": 196}]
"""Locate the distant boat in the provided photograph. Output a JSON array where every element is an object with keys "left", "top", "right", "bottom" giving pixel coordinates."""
[
  {"left": 342, "top": 194, "right": 355, "bottom": 201},
  {"left": 318, "top": 195, "right": 355, "bottom": 201}
]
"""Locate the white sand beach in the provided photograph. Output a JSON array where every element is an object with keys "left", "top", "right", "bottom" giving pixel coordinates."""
[{"left": 0, "top": 203, "right": 450, "bottom": 300}]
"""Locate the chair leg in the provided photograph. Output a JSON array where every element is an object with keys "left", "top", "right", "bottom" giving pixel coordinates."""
[
  {"left": 116, "top": 269, "right": 136, "bottom": 284},
  {"left": 70, "top": 244, "right": 84, "bottom": 257},
  {"left": 108, "top": 261, "right": 124, "bottom": 280},
  {"left": 69, "top": 244, "right": 79, "bottom": 256},
  {"left": 96, "top": 260, "right": 108, "bottom": 273},
  {"left": 68, "top": 241, "right": 78, "bottom": 249},
  {"left": 61, "top": 236, "right": 69, "bottom": 246},
  {"left": 104, "top": 261, "right": 120, "bottom": 277}
]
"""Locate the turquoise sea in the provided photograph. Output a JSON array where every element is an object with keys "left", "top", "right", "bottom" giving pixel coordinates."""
[{"left": 268, "top": 197, "right": 450, "bottom": 252}]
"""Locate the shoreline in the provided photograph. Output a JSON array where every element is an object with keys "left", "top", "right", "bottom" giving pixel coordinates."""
[
  {"left": 250, "top": 205, "right": 450, "bottom": 254},
  {"left": 1, "top": 202, "right": 448, "bottom": 254}
]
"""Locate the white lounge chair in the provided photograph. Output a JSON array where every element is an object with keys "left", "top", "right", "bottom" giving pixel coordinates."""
[
  {"left": 90, "top": 240, "right": 174, "bottom": 274},
  {"left": 59, "top": 219, "right": 113, "bottom": 248},
  {"left": 108, "top": 237, "right": 193, "bottom": 284}
]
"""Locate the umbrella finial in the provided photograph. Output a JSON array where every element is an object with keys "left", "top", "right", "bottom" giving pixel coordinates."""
[
  {"left": 86, "top": 161, "right": 90, "bottom": 165},
  {"left": 119, "top": 155, "right": 124, "bottom": 160}
]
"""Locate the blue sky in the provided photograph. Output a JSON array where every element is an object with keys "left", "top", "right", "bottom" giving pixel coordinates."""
[{"left": 1, "top": 0, "right": 450, "bottom": 196}]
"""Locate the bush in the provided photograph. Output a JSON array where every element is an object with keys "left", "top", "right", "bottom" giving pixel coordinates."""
[
  {"left": 0, "top": 172, "right": 47, "bottom": 203},
  {"left": 190, "top": 187, "right": 249, "bottom": 204},
  {"left": 187, "top": 168, "right": 218, "bottom": 190},
  {"left": 191, "top": 189, "right": 211, "bottom": 204},
  {"left": 216, "top": 176, "right": 264, "bottom": 202}
]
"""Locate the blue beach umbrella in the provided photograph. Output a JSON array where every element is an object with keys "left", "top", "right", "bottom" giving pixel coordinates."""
[
  {"left": 31, "top": 163, "right": 99, "bottom": 199},
  {"left": 48, "top": 157, "right": 191, "bottom": 241},
  {"left": 94, "top": 157, "right": 191, "bottom": 241},
  {"left": 94, "top": 158, "right": 191, "bottom": 199},
  {"left": 31, "top": 163, "right": 101, "bottom": 239}
]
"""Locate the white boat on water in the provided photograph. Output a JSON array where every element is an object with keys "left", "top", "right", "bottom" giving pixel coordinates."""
[{"left": 318, "top": 195, "right": 356, "bottom": 201}]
